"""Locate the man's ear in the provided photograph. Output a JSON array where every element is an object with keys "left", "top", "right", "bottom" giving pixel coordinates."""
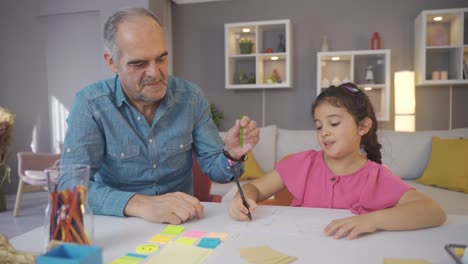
[
  {"left": 358, "top": 117, "right": 372, "bottom": 136},
  {"left": 104, "top": 52, "right": 119, "bottom": 73}
]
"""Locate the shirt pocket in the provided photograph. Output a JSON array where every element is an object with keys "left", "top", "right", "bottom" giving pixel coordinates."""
[
  {"left": 107, "top": 145, "right": 140, "bottom": 161},
  {"left": 164, "top": 136, "right": 193, "bottom": 169}
]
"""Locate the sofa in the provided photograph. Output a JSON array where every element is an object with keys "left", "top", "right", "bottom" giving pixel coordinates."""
[{"left": 213, "top": 125, "right": 468, "bottom": 215}]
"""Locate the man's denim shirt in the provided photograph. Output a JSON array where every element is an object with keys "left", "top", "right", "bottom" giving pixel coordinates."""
[{"left": 60, "top": 75, "right": 235, "bottom": 216}]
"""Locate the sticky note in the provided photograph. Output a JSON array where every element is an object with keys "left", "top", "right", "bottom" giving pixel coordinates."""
[
  {"left": 162, "top": 225, "right": 185, "bottom": 235},
  {"left": 239, "top": 246, "right": 297, "bottom": 264},
  {"left": 175, "top": 237, "right": 198, "bottom": 245},
  {"left": 205, "top": 232, "right": 228, "bottom": 241},
  {"left": 183, "top": 230, "right": 206, "bottom": 238},
  {"left": 112, "top": 253, "right": 146, "bottom": 264},
  {"left": 149, "top": 234, "right": 174, "bottom": 244},
  {"left": 145, "top": 242, "right": 211, "bottom": 264},
  {"left": 135, "top": 244, "right": 159, "bottom": 254},
  {"left": 197, "top": 237, "right": 221, "bottom": 249}
]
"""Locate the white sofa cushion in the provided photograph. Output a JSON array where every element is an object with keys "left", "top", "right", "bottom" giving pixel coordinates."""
[
  {"left": 220, "top": 125, "right": 277, "bottom": 172},
  {"left": 379, "top": 128, "right": 468, "bottom": 179},
  {"left": 276, "top": 129, "right": 320, "bottom": 162}
]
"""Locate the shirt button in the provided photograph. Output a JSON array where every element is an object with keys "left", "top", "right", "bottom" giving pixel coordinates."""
[
  {"left": 66, "top": 148, "right": 71, "bottom": 153},
  {"left": 149, "top": 139, "right": 153, "bottom": 143},
  {"left": 152, "top": 163, "right": 157, "bottom": 169},
  {"left": 120, "top": 152, "right": 125, "bottom": 158},
  {"left": 330, "top": 177, "right": 336, "bottom": 182},
  {"left": 137, "top": 116, "right": 141, "bottom": 121}
]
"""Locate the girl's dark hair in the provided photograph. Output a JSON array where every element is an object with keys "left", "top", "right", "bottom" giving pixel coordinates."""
[{"left": 311, "top": 83, "right": 382, "bottom": 164}]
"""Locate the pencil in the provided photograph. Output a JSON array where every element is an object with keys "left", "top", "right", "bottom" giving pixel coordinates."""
[{"left": 234, "top": 176, "right": 252, "bottom": 220}]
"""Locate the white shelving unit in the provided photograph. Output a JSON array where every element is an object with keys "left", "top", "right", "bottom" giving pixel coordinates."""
[
  {"left": 225, "top": 19, "right": 292, "bottom": 89},
  {"left": 414, "top": 8, "right": 468, "bottom": 86},
  {"left": 317, "top": 49, "right": 391, "bottom": 121}
]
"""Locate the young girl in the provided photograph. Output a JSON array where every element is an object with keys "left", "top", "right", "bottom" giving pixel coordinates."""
[{"left": 229, "top": 83, "right": 446, "bottom": 240}]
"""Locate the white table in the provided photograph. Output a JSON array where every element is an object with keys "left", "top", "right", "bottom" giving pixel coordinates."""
[{"left": 11, "top": 203, "right": 468, "bottom": 264}]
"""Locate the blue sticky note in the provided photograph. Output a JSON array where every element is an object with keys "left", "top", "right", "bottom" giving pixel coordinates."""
[{"left": 197, "top": 237, "right": 221, "bottom": 249}]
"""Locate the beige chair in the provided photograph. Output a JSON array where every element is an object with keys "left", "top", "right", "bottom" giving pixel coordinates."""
[{"left": 14, "top": 152, "right": 60, "bottom": 217}]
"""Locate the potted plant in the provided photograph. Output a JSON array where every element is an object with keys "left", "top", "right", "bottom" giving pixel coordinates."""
[
  {"left": 239, "top": 37, "right": 253, "bottom": 54},
  {"left": 0, "top": 107, "right": 15, "bottom": 212},
  {"left": 210, "top": 104, "right": 224, "bottom": 130}
]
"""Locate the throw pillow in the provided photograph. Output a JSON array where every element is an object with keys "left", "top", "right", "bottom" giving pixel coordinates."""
[
  {"left": 416, "top": 137, "right": 468, "bottom": 193},
  {"left": 239, "top": 152, "right": 264, "bottom": 181}
]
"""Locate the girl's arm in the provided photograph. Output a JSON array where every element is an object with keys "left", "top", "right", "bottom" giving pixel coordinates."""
[
  {"left": 324, "top": 190, "right": 446, "bottom": 239},
  {"left": 229, "top": 169, "right": 285, "bottom": 221}
]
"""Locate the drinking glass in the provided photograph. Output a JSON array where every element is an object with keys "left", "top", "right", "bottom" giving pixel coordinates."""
[{"left": 44, "top": 164, "right": 93, "bottom": 250}]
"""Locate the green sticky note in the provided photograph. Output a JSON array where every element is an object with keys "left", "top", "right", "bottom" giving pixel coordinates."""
[
  {"left": 175, "top": 237, "right": 198, "bottom": 245},
  {"left": 162, "top": 225, "right": 185, "bottom": 235}
]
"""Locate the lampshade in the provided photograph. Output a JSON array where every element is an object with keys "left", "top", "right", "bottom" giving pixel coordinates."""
[{"left": 394, "top": 71, "right": 415, "bottom": 132}]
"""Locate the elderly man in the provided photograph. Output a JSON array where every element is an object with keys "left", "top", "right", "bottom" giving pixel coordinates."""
[{"left": 59, "top": 7, "right": 260, "bottom": 224}]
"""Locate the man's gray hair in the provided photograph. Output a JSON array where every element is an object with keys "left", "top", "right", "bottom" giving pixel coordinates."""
[{"left": 103, "top": 7, "right": 161, "bottom": 62}]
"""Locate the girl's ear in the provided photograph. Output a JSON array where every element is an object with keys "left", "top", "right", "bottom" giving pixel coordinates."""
[{"left": 358, "top": 117, "right": 372, "bottom": 136}]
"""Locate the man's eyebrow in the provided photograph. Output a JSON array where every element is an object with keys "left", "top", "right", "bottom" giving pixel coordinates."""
[
  {"left": 127, "top": 52, "right": 169, "bottom": 65},
  {"left": 158, "top": 52, "right": 169, "bottom": 59}
]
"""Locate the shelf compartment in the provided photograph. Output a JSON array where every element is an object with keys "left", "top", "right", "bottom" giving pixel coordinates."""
[
  {"left": 257, "top": 24, "right": 287, "bottom": 54},
  {"left": 425, "top": 47, "right": 462, "bottom": 80},
  {"left": 354, "top": 54, "right": 387, "bottom": 85},
  {"left": 361, "top": 88, "right": 384, "bottom": 120},
  {"left": 226, "top": 26, "right": 256, "bottom": 56},
  {"left": 258, "top": 54, "right": 286, "bottom": 85},
  {"left": 227, "top": 57, "right": 256, "bottom": 86},
  {"left": 319, "top": 55, "right": 352, "bottom": 88},
  {"left": 426, "top": 12, "right": 463, "bottom": 47}
]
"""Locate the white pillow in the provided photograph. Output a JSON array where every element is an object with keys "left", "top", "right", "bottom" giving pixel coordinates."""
[
  {"left": 25, "top": 170, "right": 47, "bottom": 180},
  {"left": 276, "top": 129, "right": 320, "bottom": 162},
  {"left": 379, "top": 128, "right": 468, "bottom": 179},
  {"left": 219, "top": 125, "right": 277, "bottom": 172}
]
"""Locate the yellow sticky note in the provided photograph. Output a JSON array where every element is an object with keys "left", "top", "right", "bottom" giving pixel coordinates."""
[
  {"left": 145, "top": 242, "right": 211, "bottom": 264},
  {"left": 175, "top": 237, "right": 198, "bottom": 245},
  {"left": 149, "top": 234, "right": 174, "bottom": 244},
  {"left": 383, "top": 258, "right": 429, "bottom": 264},
  {"left": 162, "top": 225, "right": 185, "bottom": 235}
]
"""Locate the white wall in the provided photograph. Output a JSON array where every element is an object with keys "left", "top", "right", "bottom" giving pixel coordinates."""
[{"left": 0, "top": 0, "right": 150, "bottom": 195}]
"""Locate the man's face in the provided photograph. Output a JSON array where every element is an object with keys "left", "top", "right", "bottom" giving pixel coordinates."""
[{"left": 105, "top": 17, "right": 169, "bottom": 106}]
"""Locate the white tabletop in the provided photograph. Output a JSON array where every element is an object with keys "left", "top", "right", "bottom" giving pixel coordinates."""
[{"left": 11, "top": 202, "right": 468, "bottom": 264}]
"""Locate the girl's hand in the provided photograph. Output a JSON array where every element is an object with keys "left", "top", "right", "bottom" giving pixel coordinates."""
[
  {"left": 229, "top": 196, "right": 257, "bottom": 221},
  {"left": 323, "top": 214, "right": 377, "bottom": 240}
]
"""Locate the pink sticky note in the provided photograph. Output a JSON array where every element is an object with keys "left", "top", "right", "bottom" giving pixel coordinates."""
[{"left": 183, "top": 230, "right": 206, "bottom": 238}]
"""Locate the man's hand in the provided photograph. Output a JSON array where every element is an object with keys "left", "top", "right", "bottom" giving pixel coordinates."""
[
  {"left": 124, "top": 192, "right": 205, "bottom": 224},
  {"left": 323, "top": 214, "right": 377, "bottom": 240},
  {"left": 223, "top": 115, "right": 260, "bottom": 159}
]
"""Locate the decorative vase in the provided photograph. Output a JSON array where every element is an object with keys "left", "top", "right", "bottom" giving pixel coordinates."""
[
  {"left": 321, "top": 36, "right": 329, "bottom": 52},
  {"left": 371, "top": 32, "right": 381, "bottom": 50},
  {"left": 239, "top": 42, "right": 253, "bottom": 54}
]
